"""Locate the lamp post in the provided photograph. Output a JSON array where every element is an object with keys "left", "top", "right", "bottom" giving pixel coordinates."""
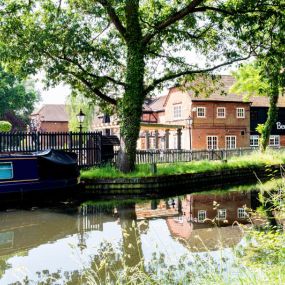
[
  {"left": 76, "top": 109, "right": 86, "bottom": 133},
  {"left": 185, "top": 116, "right": 193, "bottom": 150},
  {"left": 76, "top": 109, "right": 86, "bottom": 165}
]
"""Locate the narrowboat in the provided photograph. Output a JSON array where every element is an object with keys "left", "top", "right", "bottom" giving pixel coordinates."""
[{"left": 0, "top": 149, "right": 79, "bottom": 201}]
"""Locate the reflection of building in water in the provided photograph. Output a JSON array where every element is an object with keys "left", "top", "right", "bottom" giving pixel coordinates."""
[
  {"left": 187, "top": 191, "right": 252, "bottom": 225},
  {"left": 135, "top": 199, "right": 180, "bottom": 220},
  {"left": 165, "top": 191, "right": 255, "bottom": 251}
]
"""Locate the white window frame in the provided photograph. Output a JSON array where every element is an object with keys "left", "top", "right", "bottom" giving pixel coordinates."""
[
  {"left": 237, "top": 208, "right": 247, "bottom": 219},
  {"left": 198, "top": 210, "right": 207, "bottom": 223},
  {"left": 217, "top": 209, "right": 227, "bottom": 220},
  {"left": 0, "top": 162, "right": 13, "bottom": 180},
  {"left": 250, "top": 135, "right": 259, "bottom": 147},
  {"left": 173, "top": 105, "right": 182, "bottom": 119},
  {"left": 236, "top": 107, "right": 245, "bottom": 118},
  {"left": 269, "top": 135, "right": 280, "bottom": 147},
  {"left": 217, "top": 107, "right": 226, "bottom": 118},
  {"left": 225, "top": 136, "right": 236, "bottom": 149},
  {"left": 197, "top": 107, "right": 206, "bottom": 118},
  {"left": 207, "top": 136, "right": 218, "bottom": 150}
]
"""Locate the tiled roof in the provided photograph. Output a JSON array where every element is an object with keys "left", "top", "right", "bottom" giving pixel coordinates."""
[
  {"left": 31, "top": 104, "right": 69, "bottom": 122},
  {"left": 189, "top": 75, "right": 247, "bottom": 103},
  {"left": 148, "top": 95, "right": 168, "bottom": 111},
  {"left": 250, "top": 95, "right": 285, "bottom": 107}
]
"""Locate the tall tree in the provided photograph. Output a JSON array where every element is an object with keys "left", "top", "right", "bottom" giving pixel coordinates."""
[
  {"left": 0, "top": 67, "right": 39, "bottom": 131},
  {"left": 0, "top": 0, "right": 284, "bottom": 171}
]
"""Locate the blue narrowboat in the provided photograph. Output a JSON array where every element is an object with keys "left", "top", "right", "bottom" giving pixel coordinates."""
[{"left": 0, "top": 149, "right": 79, "bottom": 200}]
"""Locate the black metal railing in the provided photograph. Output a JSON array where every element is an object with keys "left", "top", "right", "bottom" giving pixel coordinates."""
[{"left": 0, "top": 131, "right": 102, "bottom": 168}]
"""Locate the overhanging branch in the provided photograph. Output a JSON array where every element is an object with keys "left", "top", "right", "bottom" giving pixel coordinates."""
[
  {"left": 70, "top": 72, "right": 117, "bottom": 105},
  {"left": 144, "top": 54, "right": 252, "bottom": 95}
]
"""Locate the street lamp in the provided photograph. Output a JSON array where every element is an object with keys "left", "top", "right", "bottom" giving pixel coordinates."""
[
  {"left": 76, "top": 109, "right": 86, "bottom": 132},
  {"left": 76, "top": 109, "right": 86, "bottom": 166},
  {"left": 185, "top": 116, "right": 193, "bottom": 150}
]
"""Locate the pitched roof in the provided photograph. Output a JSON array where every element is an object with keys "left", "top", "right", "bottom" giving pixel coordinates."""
[
  {"left": 31, "top": 104, "right": 69, "bottom": 122},
  {"left": 189, "top": 75, "right": 247, "bottom": 103},
  {"left": 148, "top": 95, "right": 168, "bottom": 111},
  {"left": 250, "top": 95, "right": 285, "bottom": 107}
]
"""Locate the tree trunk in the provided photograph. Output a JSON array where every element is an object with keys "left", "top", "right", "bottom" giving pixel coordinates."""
[
  {"left": 260, "top": 76, "right": 279, "bottom": 152},
  {"left": 117, "top": 0, "right": 145, "bottom": 172}
]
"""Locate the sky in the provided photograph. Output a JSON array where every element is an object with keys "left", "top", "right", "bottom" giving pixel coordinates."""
[{"left": 34, "top": 72, "right": 71, "bottom": 107}]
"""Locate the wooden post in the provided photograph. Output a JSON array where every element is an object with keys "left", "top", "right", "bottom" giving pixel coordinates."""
[
  {"left": 155, "top": 130, "right": 159, "bottom": 149},
  {"left": 165, "top": 129, "right": 169, "bottom": 149},
  {"left": 177, "top": 128, "right": 182, "bottom": 150}
]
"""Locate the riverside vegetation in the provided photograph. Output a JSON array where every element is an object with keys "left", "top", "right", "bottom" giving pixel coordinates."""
[{"left": 81, "top": 150, "right": 285, "bottom": 179}]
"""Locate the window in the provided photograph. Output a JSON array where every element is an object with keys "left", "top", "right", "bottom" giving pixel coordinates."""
[
  {"left": 198, "top": 210, "right": 207, "bottom": 222},
  {"left": 237, "top": 208, "right": 247, "bottom": 219},
  {"left": 207, "top": 136, "right": 218, "bottom": 150},
  {"left": 236, "top": 108, "right": 245, "bottom": 118},
  {"left": 217, "top": 209, "right": 227, "bottom": 220},
  {"left": 269, "top": 135, "right": 280, "bottom": 147},
  {"left": 226, "top": 136, "right": 236, "bottom": 149},
  {"left": 173, "top": 105, "right": 182, "bottom": 119},
  {"left": 197, "top": 107, "right": 206, "bottom": 118},
  {"left": 0, "top": 162, "right": 13, "bottom": 180},
  {"left": 250, "top": 135, "right": 259, "bottom": 147},
  {"left": 217, "top": 107, "right": 226, "bottom": 118}
]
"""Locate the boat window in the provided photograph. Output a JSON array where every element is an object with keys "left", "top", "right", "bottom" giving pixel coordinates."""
[{"left": 0, "top": 162, "right": 13, "bottom": 179}]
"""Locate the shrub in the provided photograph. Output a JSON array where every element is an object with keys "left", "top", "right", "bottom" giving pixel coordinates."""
[{"left": 0, "top": 121, "right": 12, "bottom": 132}]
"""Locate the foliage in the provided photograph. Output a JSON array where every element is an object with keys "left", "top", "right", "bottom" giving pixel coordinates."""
[
  {"left": 230, "top": 63, "right": 270, "bottom": 100},
  {"left": 0, "top": 121, "right": 12, "bottom": 132},
  {"left": 0, "top": 67, "right": 39, "bottom": 130},
  {"left": 81, "top": 149, "right": 285, "bottom": 179},
  {"left": 66, "top": 92, "right": 96, "bottom": 132},
  {"left": 1, "top": 0, "right": 285, "bottom": 171}
]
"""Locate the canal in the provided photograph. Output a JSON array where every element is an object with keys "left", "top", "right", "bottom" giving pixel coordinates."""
[{"left": 0, "top": 187, "right": 260, "bottom": 284}]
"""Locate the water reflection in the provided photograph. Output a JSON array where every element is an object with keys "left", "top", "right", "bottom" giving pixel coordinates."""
[{"left": 0, "top": 190, "right": 259, "bottom": 284}]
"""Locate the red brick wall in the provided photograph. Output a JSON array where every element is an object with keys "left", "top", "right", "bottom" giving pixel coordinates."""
[
  {"left": 191, "top": 102, "right": 250, "bottom": 149},
  {"left": 39, "top": 122, "right": 69, "bottom": 132}
]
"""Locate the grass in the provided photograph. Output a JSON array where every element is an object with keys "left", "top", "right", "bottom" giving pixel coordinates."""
[{"left": 81, "top": 149, "right": 285, "bottom": 179}]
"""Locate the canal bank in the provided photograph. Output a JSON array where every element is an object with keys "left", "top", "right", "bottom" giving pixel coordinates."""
[{"left": 81, "top": 163, "right": 282, "bottom": 196}]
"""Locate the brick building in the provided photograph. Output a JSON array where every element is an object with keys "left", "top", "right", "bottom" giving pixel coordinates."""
[
  {"left": 93, "top": 75, "right": 252, "bottom": 150},
  {"left": 162, "top": 76, "right": 251, "bottom": 150},
  {"left": 30, "top": 104, "right": 69, "bottom": 132}
]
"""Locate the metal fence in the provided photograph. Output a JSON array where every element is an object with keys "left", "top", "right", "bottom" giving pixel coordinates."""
[
  {"left": 113, "top": 147, "right": 282, "bottom": 165},
  {"left": 0, "top": 131, "right": 102, "bottom": 167}
]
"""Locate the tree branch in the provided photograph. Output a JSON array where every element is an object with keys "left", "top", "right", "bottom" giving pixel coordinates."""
[
  {"left": 58, "top": 54, "right": 126, "bottom": 87},
  {"left": 97, "top": 0, "right": 126, "bottom": 39},
  {"left": 142, "top": 0, "right": 205, "bottom": 45},
  {"left": 41, "top": 50, "right": 117, "bottom": 105},
  {"left": 70, "top": 72, "right": 117, "bottom": 105},
  {"left": 144, "top": 54, "right": 252, "bottom": 95}
]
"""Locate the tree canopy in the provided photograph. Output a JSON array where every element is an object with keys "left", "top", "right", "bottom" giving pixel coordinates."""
[
  {"left": 0, "top": 67, "right": 39, "bottom": 130},
  {"left": 0, "top": 0, "right": 285, "bottom": 170}
]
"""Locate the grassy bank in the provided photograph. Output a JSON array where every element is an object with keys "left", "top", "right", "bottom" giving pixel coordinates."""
[{"left": 81, "top": 150, "right": 285, "bottom": 179}]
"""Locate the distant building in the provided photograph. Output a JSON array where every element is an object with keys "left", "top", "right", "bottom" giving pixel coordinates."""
[
  {"left": 250, "top": 96, "right": 285, "bottom": 147},
  {"left": 30, "top": 104, "right": 69, "bottom": 132}
]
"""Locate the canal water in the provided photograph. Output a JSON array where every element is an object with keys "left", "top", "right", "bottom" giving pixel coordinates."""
[{"left": 0, "top": 188, "right": 259, "bottom": 284}]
